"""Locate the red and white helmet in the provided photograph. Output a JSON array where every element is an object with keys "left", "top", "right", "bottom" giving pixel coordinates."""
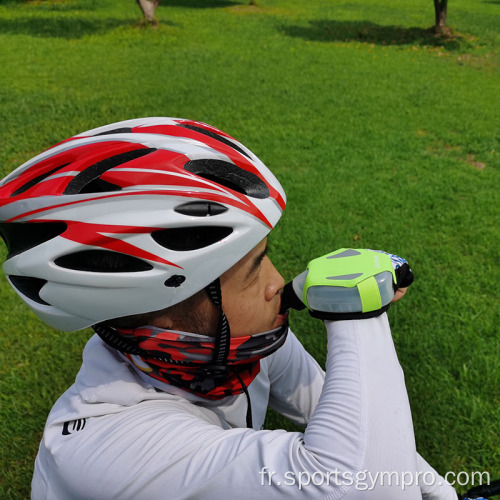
[{"left": 0, "top": 118, "right": 286, "bottom": 331}]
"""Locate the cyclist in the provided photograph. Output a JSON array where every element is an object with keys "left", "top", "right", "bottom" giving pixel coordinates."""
[{"left": 0, "top": 118, "right": 460, "bottom": 499}]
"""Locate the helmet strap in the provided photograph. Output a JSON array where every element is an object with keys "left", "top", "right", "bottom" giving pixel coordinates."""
[
  {"left": 204, "top": 278, "right": 253, "bottom": 428},
  {"left": 204, "top": 278, "right": 231, "bottom": 377}
]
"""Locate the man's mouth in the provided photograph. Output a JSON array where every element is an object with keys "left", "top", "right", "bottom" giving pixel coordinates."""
[
  {"left": 276, "top": 309, "right": 289, "bottom": 325},
  {"left": 276, "top": 286, "right": 295, "bottom": 325}
]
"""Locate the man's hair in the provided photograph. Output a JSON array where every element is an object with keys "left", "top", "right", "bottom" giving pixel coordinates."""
[
  {"left": 85, "top": 247, "right": 218, "bottom": 334},
  {"left": 104, "top": 289, "right": 217, "bottom": 335}
]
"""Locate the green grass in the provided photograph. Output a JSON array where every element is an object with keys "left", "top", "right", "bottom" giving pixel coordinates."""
[{"left": 0, "top": 0, "right": 499, "bottom": 497}]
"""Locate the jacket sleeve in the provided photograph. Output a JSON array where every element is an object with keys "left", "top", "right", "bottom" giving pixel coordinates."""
[
  {"left": 266, "top": 329, "right": 325, "bottom": 426},
  {"left": 264, "top": 325, "right": 457, "bottom": 500}
]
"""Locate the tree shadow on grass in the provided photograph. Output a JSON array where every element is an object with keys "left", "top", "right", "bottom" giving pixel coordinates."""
[
  {"left": 0, "top": 16, "right": 157, "bottom": 39},
  {"left": 282, "top": 20, "right": 469, "bottom": 51},
  {"left": 1, "top": 0, "right": 98, "bottom": 11}
]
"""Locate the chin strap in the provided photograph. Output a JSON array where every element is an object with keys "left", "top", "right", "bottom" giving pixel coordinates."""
[
  {"left": 204, "top": 278, "right": 231, "bottom": 377},
  {"left": 93, "top": 322, "right": 162, "bottom": 359},
  {"left": 204, "top": 279, "right": 253, "bottom": 428},
  {"left": 235, "top": 372, "right": 253, "bottom": 429}
]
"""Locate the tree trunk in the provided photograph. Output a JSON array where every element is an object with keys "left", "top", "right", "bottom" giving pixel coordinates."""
[
  {"left": 136, "top": 0, "right": 160, "bottom": 24},
  {"left": 433, "top": 0, "right": 448, "bottom": 34}
]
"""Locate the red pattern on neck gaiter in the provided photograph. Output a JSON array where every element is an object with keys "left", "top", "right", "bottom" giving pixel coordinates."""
[{"left": 116, "top": 325, "right": 288, "bottom": 399}]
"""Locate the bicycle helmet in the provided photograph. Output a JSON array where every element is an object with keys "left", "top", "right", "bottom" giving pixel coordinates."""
[{"left": 0, "top": 117, "right": 286, "bottom": 331}]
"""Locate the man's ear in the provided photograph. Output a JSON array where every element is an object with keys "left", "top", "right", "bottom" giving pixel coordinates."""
[
  {"left": 150, "top": 313, "right": 175, "bottom": 330},
  {"left": 148, "top": 291, "right": 219, "bottom": 335}
]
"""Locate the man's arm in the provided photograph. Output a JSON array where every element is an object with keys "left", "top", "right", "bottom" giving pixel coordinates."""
[
  {"left": 264, "top": 319, "right": 457, "bottom": 500},
  {"left": 265, "top": 329, "right": 325, "bottom": 425}
]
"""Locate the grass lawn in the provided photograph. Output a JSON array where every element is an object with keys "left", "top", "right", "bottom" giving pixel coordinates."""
[{"left": 0, "top": 0, "right": 498, "bottom": 497}]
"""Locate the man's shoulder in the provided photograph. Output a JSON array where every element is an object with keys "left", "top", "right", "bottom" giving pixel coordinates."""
[{"left": 45, "top": 336, "right": 183, "bottom": 423}]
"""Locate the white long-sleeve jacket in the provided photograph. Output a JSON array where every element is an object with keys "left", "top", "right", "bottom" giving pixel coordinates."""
[{"left": 32, "top": 315, "right": 457, "bottom": 499}]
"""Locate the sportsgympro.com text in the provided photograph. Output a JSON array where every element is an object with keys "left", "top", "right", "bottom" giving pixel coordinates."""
[{"left": 259, "top": 467, "right": 490, "bottom": 491}]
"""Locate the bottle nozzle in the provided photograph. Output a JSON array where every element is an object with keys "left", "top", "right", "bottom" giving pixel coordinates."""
[{"left": 280, "top": 281, "right": 306, "bottom": 314}]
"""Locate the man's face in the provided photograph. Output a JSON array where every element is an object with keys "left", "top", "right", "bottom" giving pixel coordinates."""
[
  {"left": 151, "top": 238, "right": 287, "bottom": 337},
  {"left": 220, "top": 238, "right": 287, "bottom": 338}
]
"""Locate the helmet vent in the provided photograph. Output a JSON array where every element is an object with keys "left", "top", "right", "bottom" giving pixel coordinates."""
[
  {"left": 78, "top": 178, "right": 122, "bottom": 194},
  {"left": 9, "top": 276, "right": 49, "bottom": 305},
  {"left": 93, "top": 127, "right": 133, "bottom": 136},
  {"left": 174, "top": 202, "right": 228, "bottom": 217},
  {"left": 184, "top": 159, "right": 270, "bottom": 199},
  {"left": 11, "top": 164, "right": 69, "bottom": 197},
  {"left": 164, "top": 275, "right": 186, "bottom": 287},
  {"left": 152, "top": 226, "right": 233, "bottom": 251},
  {"left": 64, "top": 148, "right": 157, "bottom": 195},
  {"left": 54, "top": 250, "right": 154, "bottom": 273},
  {"left": 178, "top": 124, "right": 251, "bottom": 160},
  {"left": 0, "top": 222, "right": 67, "bottom": 258}
]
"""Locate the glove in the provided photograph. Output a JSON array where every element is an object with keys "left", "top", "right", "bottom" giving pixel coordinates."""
[
  {"left": 369, "top": 249, "right": 414, "bottom": 289},
  {"left": 281, "top": 248, "right": 414, "bottom": 321}
]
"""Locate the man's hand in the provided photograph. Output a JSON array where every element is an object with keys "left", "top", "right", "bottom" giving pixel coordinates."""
[
  {"left": 392, "top": 287, "right": 408, "bottom": 303},
  {"left": 281, "top": 248, "right": 414, "bottom": 321}
]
